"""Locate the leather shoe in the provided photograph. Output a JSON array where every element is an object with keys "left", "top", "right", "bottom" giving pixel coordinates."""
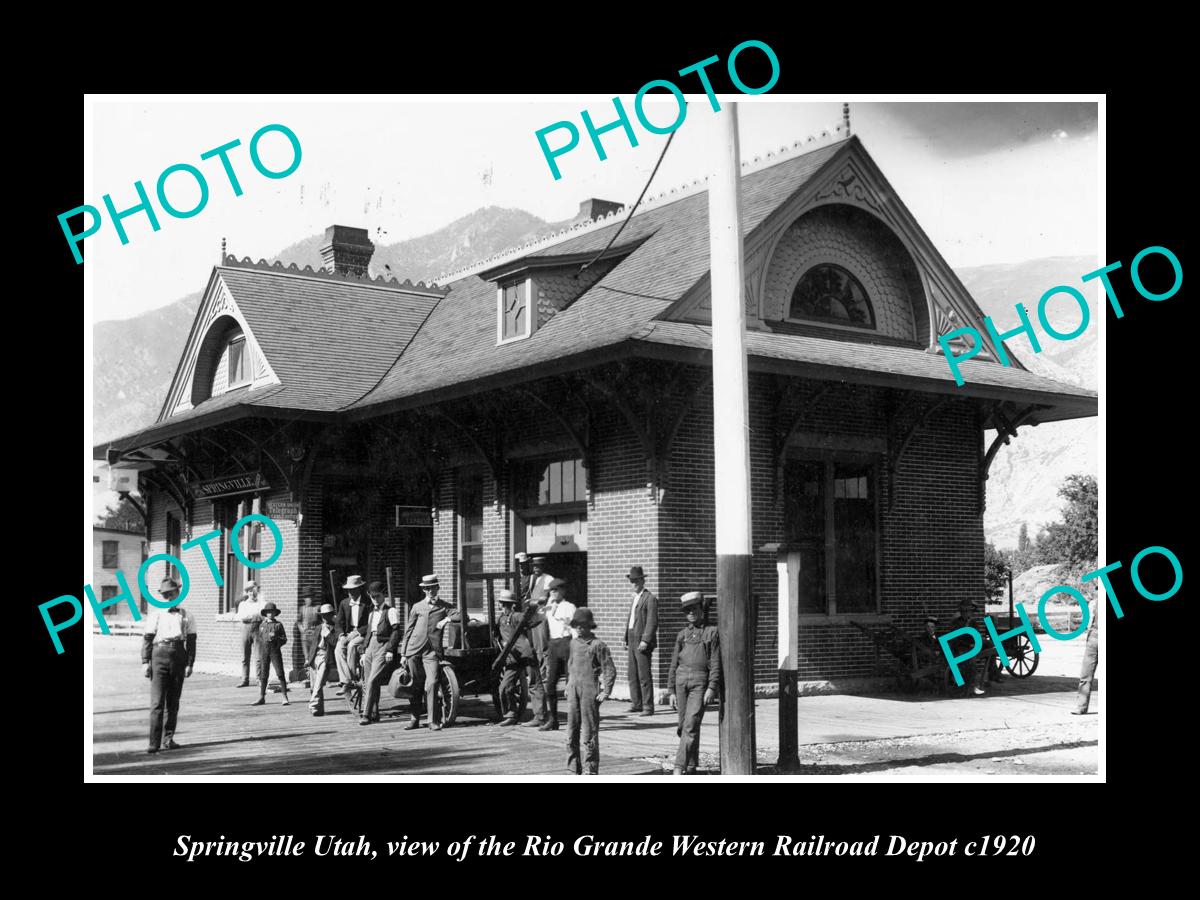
[
  {"left": 499, "top": 716, "right": 518, "bottom": 727},
  {"left": 334, "top": 688, "right": 345, "bottom": 696},
  {"left": 430, "top": 723, "right": 443, "bottom": 731},
  {"left": 404, "top": 719, "right": 421, "bottom": 730},
  {"left": 146, "top": 747, "right": 160, "bottom": 754},
  {"left": 162, "top": 740, "right": 181, "bottom": 750},
  {"left": 236, "top": 681, "right": 250, "bottom": 688},
  {"left": 522, "top": 719, "right": 545, "bottom": 728},
  {"left": 359, "top": 717, "right": 373, "bottom": 726},
  {"left": 627, "top": 706, "right": 643, "bottom": 714},
  {"left": 251, "top": 698, "right": 265, "bottom": 706},
  {"left": 1070, "top": 709, "right": 1087, "bottom": 715},
  {"left": 311, "top": 710, "right": 324, "bottom": 717},
  {"left": 281, "top": 697, "right": 290, "bottom": 706},
  {"left": 538, "top": 720, "right": 559, "bottom": 731},
  {"left": 639, "top": 709, "right": 654, "bottom": 717}
]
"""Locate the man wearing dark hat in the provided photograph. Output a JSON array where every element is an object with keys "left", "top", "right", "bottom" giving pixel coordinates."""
[
  {"left": 564, "top": 607, "right": 616, "bottom": 775},
  {"left": 235, "top": 581, "right": 263, "bottom": 687},
  {"left": 400, "top": 574, "right": 452, "bottom": 730},
  {"left": 624, "top": 565, "right": 658, "bottom": 716},
  {"left": 667, "top": 592, "right": 721, "bottom": 775},
  {"left": 494, "top": 589, "right": 535, "bottom": 725},
  {"left": 539, "top": 577, "right": 576, "bottom": 731},
  {"left": 914, "top": 615, "right": 941, "bottom": 668},
  {"left": 527, "top": 556, "right": 553, "bottom": 604},
  {"left": 251, "top": 602, "right": 290, "bottom": 706},
  {"left": 360, "top": 581, "right": 403, "bottom": 725},
  {"left": 335, "top": 574, "right": 370, "bottom": 690},
  {"left": 306, "top": 602, "right": 339, "bottom": 716},
  {"left": 142, "top": 577, "right": 196, "bottom": 753}
]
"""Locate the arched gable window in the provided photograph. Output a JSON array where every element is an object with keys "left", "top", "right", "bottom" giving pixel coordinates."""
[
  {"left": 191, "top": 316, "right": 253, "bottom": 406},
  {"left": 788, "top": 264, "right": 876, "bottom": 329}
]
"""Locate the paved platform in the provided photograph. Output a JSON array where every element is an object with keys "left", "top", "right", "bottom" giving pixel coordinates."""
[{"left": 91, "top": 636, "right": 1098, "bottom": 776}]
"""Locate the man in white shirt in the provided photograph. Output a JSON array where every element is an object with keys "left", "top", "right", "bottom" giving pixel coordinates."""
[
  {"left": 141, "top": 577, "right": 196, "bottom": 754},
  {"left": 236, "top": 582, "right": 263, "bottom": 687},
  {"left": 539, "top": 577, "right": 577, "bottom": 731}
]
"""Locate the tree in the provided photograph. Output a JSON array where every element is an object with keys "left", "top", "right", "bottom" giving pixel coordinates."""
[
  {"left": 97, "top": 495, "right": 145, "bottom": 533},
  {"left": 984, "top": 541, "right": 1009, "bottom": 602},
  {"left": 1039, "top": 474, "right": 1098, "bottom": 579}
]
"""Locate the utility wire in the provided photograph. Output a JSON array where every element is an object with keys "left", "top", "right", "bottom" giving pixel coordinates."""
[{"left": 576, "top": 127, "right": 677, "bottom": 278}]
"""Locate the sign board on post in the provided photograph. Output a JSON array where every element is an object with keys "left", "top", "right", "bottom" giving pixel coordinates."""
[
  {"left": 108, "top": 466, "right": 139, "bottom": 493},
  {"left": 395, "top": 505, "right": 433, "bottom": 528}
]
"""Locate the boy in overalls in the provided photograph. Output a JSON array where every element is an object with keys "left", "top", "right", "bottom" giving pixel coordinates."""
[
  {"left": 251, "top": 602, "right": 290, "bottom": 706},
  {"left": 565, "top": 607, "right": 616, "bottom": 775},
  {"left": 667, "top": 592, "right": 721, "bottom": 775}
]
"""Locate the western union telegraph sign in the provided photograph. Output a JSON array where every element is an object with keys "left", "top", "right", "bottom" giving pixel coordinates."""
[{"left": 190, "top": 471, "right": 269, "bottom": 499}]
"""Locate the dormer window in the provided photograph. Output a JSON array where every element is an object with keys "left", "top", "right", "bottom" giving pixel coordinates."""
[
  {"left": 497, "top": 277, "right": 534, "bottom": 344},
  {"left": 788, "top": 264, "right": 875, "bottom": 329},
  {"left": 227, "top": 336, "right": 248, "bottom": 388}
]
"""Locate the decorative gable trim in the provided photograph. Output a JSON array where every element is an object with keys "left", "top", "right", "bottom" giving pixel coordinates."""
[{"left": 157, "top": 271, "right": 282, "bottom": 422}]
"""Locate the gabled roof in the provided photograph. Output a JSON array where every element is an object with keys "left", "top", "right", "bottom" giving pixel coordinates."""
[{"left": 98, "top": 133, "right": 1096, "bottom": 456}]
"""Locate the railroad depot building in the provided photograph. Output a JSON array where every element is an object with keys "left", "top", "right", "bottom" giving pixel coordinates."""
[{"left": 95, "top": 135, "right": 1097, "bottom": 692}]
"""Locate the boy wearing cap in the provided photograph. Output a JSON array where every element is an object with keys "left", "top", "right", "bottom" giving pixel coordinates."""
[
  {"left": 142, "top": 577, "right": 196, "bottom": 753},
  {"left": 494, "top": 589, "right": 535, "bottom": 725},
  {"left": 565, "top": 607, "right": 616, "bottom": 775},
  {"left": 306, "top": 603, "right": 339, "bottom": 716},
  {"left": 667, "top": 592, "right": 721, "bottom": 775},
  {"left": 539, "top": 577, "right": 577, "bottom": 731},
  {"left": 251, "top": 602, "right": 290, "bottom": 706}
]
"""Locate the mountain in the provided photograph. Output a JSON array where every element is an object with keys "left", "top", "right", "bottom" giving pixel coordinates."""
[
  {"left": 956, "top": 255, "right": 1099, "bottom": 549},
  {"left": 93, "top": 227, "right": 1099, "bottom": 550}
]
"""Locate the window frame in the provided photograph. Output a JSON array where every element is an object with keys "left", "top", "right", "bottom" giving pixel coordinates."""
[
  {"left": 785, "top": 263, "right": 877, "bottom": 332},
  {"left": 219, "top": 499, "right": 262, "bottom": 613},
  {"left": 783, "top": 449, "right": 882, "bottom": 618},
  {"left": 458, "top": 469, "right": 486, "bottom": 616},
  {"left": 496, "top": 277, "right": 535, "bottom": 345},
  {"left": 513, "top": 455, "right": 588, "bottom": 518},
  {"left": 225, "top": 335, "right": 250, "bottom": 390},
  {"left": 101, "top": 540, "right": 120, "bottom": 569},
  {"left": 165, "top": 513, "right": 181, "bottom": 582}
]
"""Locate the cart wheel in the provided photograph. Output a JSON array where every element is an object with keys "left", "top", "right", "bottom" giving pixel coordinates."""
[
  {"left": 438, "top": 664, "right": 460, "bottom": 726},
  {"left": 1005, "top": 635, "right": 1040, "bottom": 678}
]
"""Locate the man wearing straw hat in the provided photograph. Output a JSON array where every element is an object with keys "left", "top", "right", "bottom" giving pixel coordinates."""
[
  {"left": 334, "top": 574, "right": 370, "bottom": 690},
  {"left": 400, "top": 574, "right": 453, "bottom": 731},
  {"left": 142, "top": 577, "right": 196, "bottom": 753}
]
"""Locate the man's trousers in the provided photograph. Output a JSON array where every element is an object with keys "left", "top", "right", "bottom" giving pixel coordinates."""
[
  {"left": 308, "top": 657, "right": 330, "bottom": 715},
  {"left": 362, "top": 637, "right": 397, "bottom": 720},
  {"left": 335, "top": 631, "right": 364, "bottom": 684},
  {"left": 149, "top": 643, "right": 188, "bottom": 749},
  {"left": 544, "top": 637, "right": 571, "bottom": 724},
  {"left": 241, "top": 626, "right": 257, "bottom": 684},
  {"left": 566, "top": 682, "right": 601, "bottom": 775},
  {"left": 626, "top": 643, "right": 654, "bottom": 711},
  {"left": 674, "top": 668, "right": 708, "bottom": 770},
  {"left": 1076, "top": 630, "right": 1099, "bottom": 713},
  {"left": 527, "top": 650, "right": 547, "bottom": 724},
  {"left": 407, "top": 649, "right": 443, "bottom": 724}
]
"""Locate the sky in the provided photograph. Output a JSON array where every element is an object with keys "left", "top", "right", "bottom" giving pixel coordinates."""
[{"left": 87, "top": 98, "right": 1099, "bottom": 322}]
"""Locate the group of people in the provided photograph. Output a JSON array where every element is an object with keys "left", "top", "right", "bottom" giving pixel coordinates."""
[{"left": 141, "top": 555, "right": 725, "bottom": 775}]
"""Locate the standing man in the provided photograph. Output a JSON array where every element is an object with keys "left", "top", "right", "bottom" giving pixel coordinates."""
[
  {"left": 539, "top": 577, "right": 577, "bottom": 731},
  {"left": 1072, "top": 594, "right": 1100, "bottom": 715},
  {"left": 514, "top": 552, "right": 532, "bottom": 601},
  {"left": 528, "top": 556, "right": 554, "bottom": 604},
  {"left": 142, "top": 577, "right": 196, "bottom": 754},
  {"left": 235, "top": 582, "right": 263, "bottom": 688},
  {"left": 948, "top": 599, "right": 987, "bottom": 695},
  {"left": 520, "top": 594, "right": 550, "bottom": 729},
  {"left": 335, "top": 574, "right": 370, "bottom": 690},
  {"left": 494, "top": 589, "right": 534, "bottom": 725},
  {"left": 667, "top": 592, "right": 721, "bottom": 776},
  {"left": 251, "top": 602, "right": 290, "bottom": 706},
  {"left": 624, "top": 565, "right": 658, "bottom": 716},
  {"left": 299, "top": 595, "right": 320, "bottom": 680},
  {"left": 306, "top": 603, "right": 339, "bottom": 717},
  {"left": 360, "top": 581, "right": 403, "bottom": 725},
  {"left": 400, "top": 574, "right": 452, "bottom": 731}
]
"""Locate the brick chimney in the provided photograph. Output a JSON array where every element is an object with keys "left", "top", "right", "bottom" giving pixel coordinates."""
[
  {"left": 576, "top": 199, "right": 624, "bottom": 222},
  {"left": 319, "top": 225, "right": 374, "bottom": 277}
]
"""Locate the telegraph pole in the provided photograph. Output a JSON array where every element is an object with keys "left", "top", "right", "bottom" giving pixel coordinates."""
[{"left": 709, "top": 102, "right": 756, "bottom": 775}]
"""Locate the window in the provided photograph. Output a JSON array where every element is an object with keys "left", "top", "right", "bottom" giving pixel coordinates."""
[
  {"left": 165, "top": 513, "right": 181, "bottom": 581},
  {"left": 789, "top": 264, "right": 875, "bottom": 329},
  {"left": 101, "top": 585, "right": 119, "bottom": 602},
  {"left": 220, "top": 500, "right": 262, "bottom": 613},
  {"left": 459, "top": 471, "right": 485, "bottom": 614},
  {"left": 497, "top": 279, "right": 532, "bottom": 343},
  {"left": 784, "top": 456, "right": 878, "bottom": 614},
  {"left": 514, "top": 457, "right": 587, "bottom": 511},
  {"left": 227, "top": 337, "right": 248, "bottom": 387},
  {"left": 102, "top": 540, "right": 119, "bottom": 569}
]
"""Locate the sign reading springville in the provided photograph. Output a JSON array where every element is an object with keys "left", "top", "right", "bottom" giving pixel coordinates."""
[{"left": 190, "top": 471, "right": 269, "bottom": 499}]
